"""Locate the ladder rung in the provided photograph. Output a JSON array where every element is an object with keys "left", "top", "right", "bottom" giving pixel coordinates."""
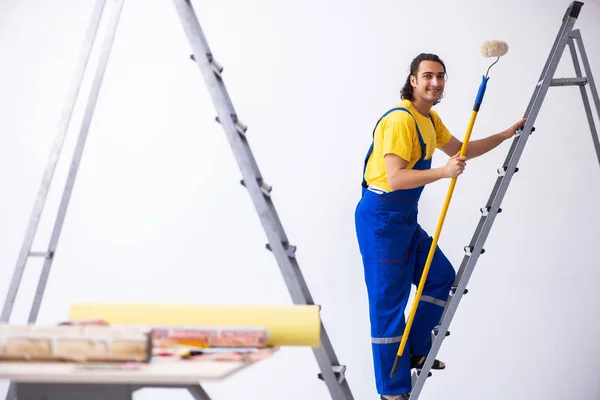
[
  {"left": 259, "top": 182, "right": 272, "bottom": 196},
  {"left": 189, "top": 53, "right": 223, "bottom": 78},
  {"left": 206, "top": 53, "right": 223, "bottom": 77},
  {"left": 215, "top": 116, "right": 247, "bottom": 137},
  {"left": 317, "top": 365, "right": 347, "bottom": 384},
  {"left": 551, "top": 77, "right": 587, "bottom": 86},
  {"left": 464, "top": 246, "right": 485, "bottom": 256},
  {"left": 411, "top": 369, "right": 431, "bottom": 387},
  {"left": 433, "top": 327, "right": 450, "bottom": 337},
  {"left": 235, "top": 120, "right": 247, "bottom": 136},
  {"left": 210, "top": 60, "right": 223, "bottom": 77},
  {"left": 29, "top": 251, "right": 52, "bottom": 259},
  {"left": 451, "top": 287, "right": 468, "bottom": 295},
  {"left": 515, "top": 126, "right": 535, "bottom": 137},
  {"left": 497, "top": 166, "right": 519, "bottom": 177},
  {"left": 480, "top": 206, "right": 502, "bottom": 216},
  {"left": 265, "top": 242, "right": 297, "bottom": 258},
  {"left": 229, "top": 114, "right": 243, "bottom": 131},
  {"left": 240, "top": 179, "right": 272, "bottom": 197}
]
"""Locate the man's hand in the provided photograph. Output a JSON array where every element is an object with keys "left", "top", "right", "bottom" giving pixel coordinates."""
[
  {"left": 443, "top": 152, "right": 467, "bottom": 178},
  {"left": 500, "top": 117, "right": 528, "bottom": 140}
]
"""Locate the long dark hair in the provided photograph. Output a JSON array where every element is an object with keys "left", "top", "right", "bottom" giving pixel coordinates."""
[{"left": 400, "top": 53, "right": 447, "bottom": 105}]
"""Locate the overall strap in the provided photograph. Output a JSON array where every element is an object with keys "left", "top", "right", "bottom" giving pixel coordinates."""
[{"left": 361, "top": 107, "right": 432, "bottom": 189}]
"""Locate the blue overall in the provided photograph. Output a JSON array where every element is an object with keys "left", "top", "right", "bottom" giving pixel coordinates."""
[{"left": 354, "top": 107, "right": 456, "bottom": 395}]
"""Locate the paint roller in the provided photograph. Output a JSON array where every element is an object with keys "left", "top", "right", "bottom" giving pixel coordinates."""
[{"left": 390, "top": 40, "right": 510, "bottom": 379}]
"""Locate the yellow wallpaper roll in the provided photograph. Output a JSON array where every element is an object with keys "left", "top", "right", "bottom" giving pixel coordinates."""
[{"left": 68, "top": 303, "right": 321, "bottom": 347}]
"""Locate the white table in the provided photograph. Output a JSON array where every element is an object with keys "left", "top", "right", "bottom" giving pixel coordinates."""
[{"left": 0, "top": 357, "right": 265, "bottom": 399}]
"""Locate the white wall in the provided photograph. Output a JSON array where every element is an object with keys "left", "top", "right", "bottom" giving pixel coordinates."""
[{"left": 1, "top": 0, "right": 599, "bottom": 399}]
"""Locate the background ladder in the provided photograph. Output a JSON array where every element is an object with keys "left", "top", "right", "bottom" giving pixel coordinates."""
[
  {"left": 409, "top": 1, "right": 600, "bottom": 398},
  {"left": 0, "top": 0, "right": 355, "bottom": 399}
]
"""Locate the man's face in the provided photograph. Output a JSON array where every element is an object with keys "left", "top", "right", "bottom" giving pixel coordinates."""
[{"left": 410, "top": 60, "right": 446, "bottom": 104}]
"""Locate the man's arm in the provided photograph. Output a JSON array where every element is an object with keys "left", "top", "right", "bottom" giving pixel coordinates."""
[
  {"left": 385, "top": 153, "right": 465, "bottom": 190},
  {"left": 439, "top": 117, "right": 527, "bottom": 159}
]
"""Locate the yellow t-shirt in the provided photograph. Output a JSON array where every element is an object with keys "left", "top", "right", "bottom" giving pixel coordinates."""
[{"left": 363, "top": 100, "right": 453, "bottom": 192}]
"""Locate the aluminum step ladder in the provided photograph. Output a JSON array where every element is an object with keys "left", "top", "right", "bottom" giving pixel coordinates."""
[
  {"left": 409, "top": 1, "right": 600, "bottom": 398},
  {"left": 0, "top": 1, "right": 354, "bottom": 399}
]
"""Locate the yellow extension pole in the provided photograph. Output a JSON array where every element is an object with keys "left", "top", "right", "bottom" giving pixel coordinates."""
[{"left": 390, "top": 91, "right": 487, "bottom": 378}]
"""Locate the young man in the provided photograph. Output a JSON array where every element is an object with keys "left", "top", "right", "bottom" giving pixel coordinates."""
[{"left": 354, "top": 53, "right": 526, "bottom": 399}]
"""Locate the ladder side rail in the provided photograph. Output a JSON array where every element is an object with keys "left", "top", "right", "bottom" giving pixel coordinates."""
[
  {"left": 27, "top": 0, "right": 127, "bottom": 324},
  {"left": 170, "top": 0, "right": 313, "bottom": 313},
  {"left": 409, "top": 127, "right": 530, "bottom": 398},
  {"left": 170, "top": 1, "right": 354, "bottom": 399},
  {"left": 522, "top": 1, "right": 584, "bottom": 118},
  {"left": 452, "top": 4, "right": 580, "bottom": 286},
  {"left": 409, "top": 5, "right": 583, "bottom": 398},
  {"left": 0, "top": 0, "right": 108, "bottom": 324},
  {"left": 569, "top": 31, "right": 600, "bottom": 167}
]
